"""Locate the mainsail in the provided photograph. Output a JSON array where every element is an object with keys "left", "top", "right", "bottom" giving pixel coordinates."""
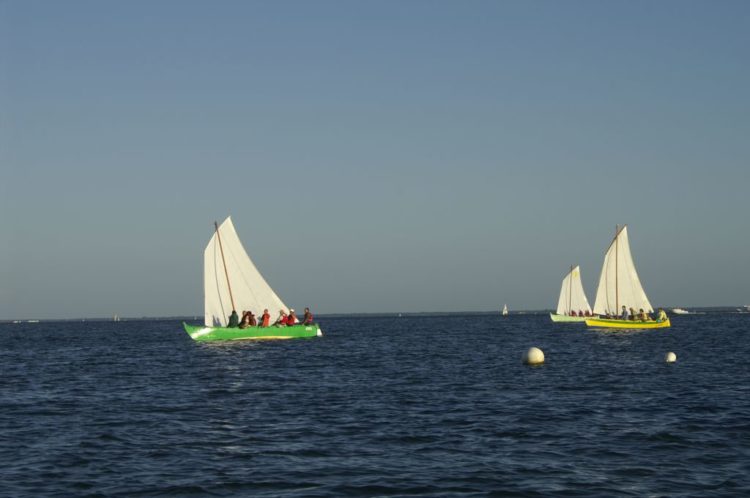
[
  {"left": 204, "top": 217, "right": 288, "bottom": 327},
  {"left": 555, "top": 265, "right": 592, "bottom": 315},
  {"left": 592, "top": 226, "right": 653, "bottom": 316}
]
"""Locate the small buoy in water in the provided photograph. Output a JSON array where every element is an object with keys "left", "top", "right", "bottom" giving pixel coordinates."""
[
  {"left": 523, "top": 347, "right": 545, "bottom": 365},
  {"left": 665, "top": 352, "right": 677, "bottom": 363}
]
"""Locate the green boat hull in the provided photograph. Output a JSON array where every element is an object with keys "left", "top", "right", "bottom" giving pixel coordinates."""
[{"left": 183, "top": 322, "right": 323, "bottom": 341}]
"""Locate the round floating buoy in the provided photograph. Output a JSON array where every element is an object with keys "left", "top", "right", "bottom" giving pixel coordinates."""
[
  {"left": 523, "top": 347, "right": 545, "bottom": 365},
  {"left": 665, "top": 352, "right": 677, "bottom": 363}
]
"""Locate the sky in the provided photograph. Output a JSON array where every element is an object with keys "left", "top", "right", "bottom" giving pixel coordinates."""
[{"left": 2, "top": 1, "right": 749, "bottom": 319}]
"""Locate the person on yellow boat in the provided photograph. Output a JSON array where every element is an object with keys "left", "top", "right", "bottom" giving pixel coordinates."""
[
  {"left": 656, "top": 308, "right": 668, "bottom": 322},
  {"left": 638, "top": 308, "right": 651, "bottom": 321},
  {"left": 620, "top": 306, "right": 629, "bottom": 320}
]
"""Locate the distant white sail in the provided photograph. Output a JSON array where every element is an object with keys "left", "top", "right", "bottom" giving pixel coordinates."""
[
  {"left": 592, "top": 226, "right": 653, "bottom": 315},
  {"left": 555, "top": 265, "right": 592, "bottom": 315},
  {"left": 204, "top": 217, "right": 288, "bottom": 327}
]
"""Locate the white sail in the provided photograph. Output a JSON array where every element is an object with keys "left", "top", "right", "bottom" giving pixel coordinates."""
[
  {"left": 592, "top": 226, "right": 653, "bottom": 316},
  {"left": 502, "top": 304, "right": 508, "bottom": 315},
  {"left": 204, "top": 217, "right": 288, "bottom": 327},
  {"left": 555, "top": 265, "right": 592, "bottom": 315}
]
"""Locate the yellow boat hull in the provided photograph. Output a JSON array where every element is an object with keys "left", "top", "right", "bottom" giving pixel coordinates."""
[{"left": 585, "top": 318, "right": 671, "bottom": 329}]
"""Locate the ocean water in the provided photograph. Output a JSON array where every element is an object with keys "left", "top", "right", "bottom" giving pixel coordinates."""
[{"left": 1, "top": 312, "right": 749, "bottom": 497}]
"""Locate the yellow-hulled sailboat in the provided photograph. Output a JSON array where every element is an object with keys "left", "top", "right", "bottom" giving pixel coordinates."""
[{"left": 585, "top": 225, "right": 670, "bottom": 329}]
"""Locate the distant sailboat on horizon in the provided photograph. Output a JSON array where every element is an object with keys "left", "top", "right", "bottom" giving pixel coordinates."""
[{"left": 502, "top": 304, "right": 508, "bottom": 316}]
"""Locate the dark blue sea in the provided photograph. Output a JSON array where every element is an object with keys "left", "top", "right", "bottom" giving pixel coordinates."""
[{"left": 2, "top": 312, "right": 749, "bottom": 497}]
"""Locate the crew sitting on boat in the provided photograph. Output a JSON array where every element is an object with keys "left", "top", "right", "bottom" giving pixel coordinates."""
[
  {"left": 238, "top": 311, "right": 251, "bottom": 329},
  {"left": 570, "top": 310, "right": 577, "bottom": 316},
  {"left": 228, "top": 310, "right": 240, "bottom": 328},
  {"left": 621, "top": 306, "right": 629, "bottom": 320},
  {"left": 238, "top": 310, "right": 258, "bottom": 329},
  {"left": 261, "top": 309, "right": 270, "bottom": 327},
  {"left": 303, "top": 307, "right": 314, "bottom": 325},
  {"left": 638, "top": 308, "right": 652, "bottom": 321},
  {"left": 274, "top": 310, "right": 288, "bottom": 326},
  {"left": 656, "top": 308, "right": 668, "bottom": 322},
  {"left": 287, "top": 309, "right": 299, "bottom": 325}
]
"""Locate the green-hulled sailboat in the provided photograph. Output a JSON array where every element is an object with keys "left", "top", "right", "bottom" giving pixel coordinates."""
[
  {"left": 550, "top": 265, "right": 594, "bottom": 322},
  {"left": 183, "top": 217, "right": 323, "bottom": 341}
]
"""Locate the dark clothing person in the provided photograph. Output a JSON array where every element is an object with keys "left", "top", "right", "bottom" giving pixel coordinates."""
[
  {"left": 303, "top": 308, "right": 314, "bottom": 325},
  {"left": 238, "top": 311, "right": 250, "bottom": 329},
  {"left": 248, "top": 312, "right": 257, "bottom": 326},
  {"left": 228, "top": 310, "right": 240, "bottom": 328}
]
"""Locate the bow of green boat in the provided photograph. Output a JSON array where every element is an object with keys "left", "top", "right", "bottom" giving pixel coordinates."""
[{"left": 183, "top": 322, "right": 323, "bottom": 341}]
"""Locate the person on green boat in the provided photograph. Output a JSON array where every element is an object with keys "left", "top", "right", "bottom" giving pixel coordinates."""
[
  {"left": 261, "top": 309, "right": 270, "bottom": 327},
  {"left": 227, "top": 310, "right": 240, "bottom": 328},
  {"left": 656, "top": 308, "right": 668, "bottom": 322},
  {"left": 274, "top": 309, "right": 288, "bottom": 326},
  {"left": 303, "top": 307, "right": 314, "bottom": 325},
  {"left": 287, "top": 309, "right": 299, "bottom": 325},
  {"left": 238, "top": 311, "right": 250, "bottom": 329},
  {"left": 239, "top": 310, "right": 257, "bottom": 329}
]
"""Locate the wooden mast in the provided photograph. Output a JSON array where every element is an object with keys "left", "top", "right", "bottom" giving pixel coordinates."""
[
  {"left": 568, "top": 265, "right": 573, "bottom": 314},
  {"left": 215, "top": 221, "right": 236, "bottom": 312},
  {"left": 615, "top": 225, "right": 619, "bottom": 315}
]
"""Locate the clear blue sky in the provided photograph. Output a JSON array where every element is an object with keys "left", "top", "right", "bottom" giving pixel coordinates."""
[{"left": 2, "top": 1, "right": 749, "bottom": 319}]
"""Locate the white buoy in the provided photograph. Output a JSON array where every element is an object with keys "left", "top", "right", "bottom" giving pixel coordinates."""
[
  {"left": 665, "top": 352, "right": 677, "bottom": 363},
  {"left": 523, "top": 347, "right": 545, "bottom": 365}
]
